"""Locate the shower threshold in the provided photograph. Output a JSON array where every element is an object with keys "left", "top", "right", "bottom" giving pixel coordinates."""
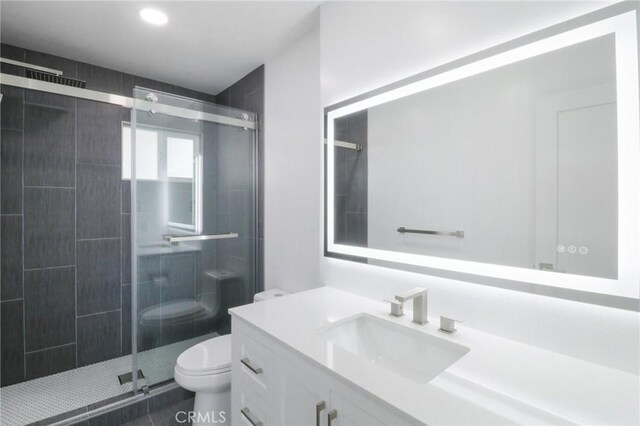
[{"left": 0, "top": 333, "right": 215, "bottom": 426}]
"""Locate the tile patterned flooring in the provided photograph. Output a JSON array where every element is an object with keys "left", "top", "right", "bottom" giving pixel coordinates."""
[{"left": 0, "top": 334, "right": 214, "bottom": 425}]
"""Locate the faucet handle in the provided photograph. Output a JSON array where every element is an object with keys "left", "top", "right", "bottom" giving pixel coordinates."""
[
  {"left": 385, "top": 299, "right": 404, "bottom": 317},
  {"left": 438, "top": 316, "right": 465, "bottom": 333}
]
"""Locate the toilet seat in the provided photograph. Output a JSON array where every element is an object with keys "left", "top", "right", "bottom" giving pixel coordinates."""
[
  {"left": 141, "top": 299, "right": 205, "bottom": 324},
  {"left": 175, "top": 334, "right": 231, "bottom": 376}
]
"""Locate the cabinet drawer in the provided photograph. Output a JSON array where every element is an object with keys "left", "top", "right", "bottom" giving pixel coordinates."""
[
  {"left": 236, "top": 385, "right": 270, "bottom": 426},
  {"left": 235, "top": 329, "right": 274, "bottom": 397}
]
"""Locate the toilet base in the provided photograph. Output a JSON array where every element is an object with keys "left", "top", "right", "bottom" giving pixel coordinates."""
[{"left": 192, "top": 390, "right": 231, "bottom": 425}]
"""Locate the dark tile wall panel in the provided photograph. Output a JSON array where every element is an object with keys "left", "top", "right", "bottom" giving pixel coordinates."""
[
  {"left": 25, "top": 344, "right": 77, "bottom": 380},
  {"left": 24, "top": 187, "right": 75, "bottom": 269},
  {"left": 1, "top": 300, "right": 25, "bottom": 386},
  {"left": 215, "top": 65, "right": 264, "bottom": 294},
  {"left": 1, "top": 129, "right": 23, "bottom": 213},
  {"left": 1, "top": 215, "right": 23, "bottom": 300},
  {"left": 121, "top": 181, "right": 131, "bottom": 213},
  {"left": 77, "top": 239, "right": 121, "bottom": 316},
  {"left": 24, "top": 103, "right": 75, "bottom": 187},
  {"left": 77, "top": 100, "right": 123, "bottom": 166},
  {"left": 332, "top": 111, "right": 368, "bottom": 249},
  {"left": 77, "top": 63, "right": 125, "bottom": 97},
  {"left": 77, "top": 310, "right": 121, "bottom": 367},
  {"left": 24, "top": 266, "right": 76, "bottom": 352},
  {"left": 0, "top": 85, "right": 25, "bottom": 130},
  {"left": 77, "top": 163, "right": 121, "bottom": 239},
  {"left": 1, "top": 43, "right": 230, "bottom": 389},
  {"left": 0, "top": 44, "right": 26, "bottom": 76}
]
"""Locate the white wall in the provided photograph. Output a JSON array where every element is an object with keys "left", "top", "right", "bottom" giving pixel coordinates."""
[
  {"left": 264, "top": 28, "right": 323, "bottom": 294},
  {"left": 263, "top": 1, "right": 638, "bottom": 374}
]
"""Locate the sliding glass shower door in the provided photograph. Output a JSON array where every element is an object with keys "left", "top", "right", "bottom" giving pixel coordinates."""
[{"left": 130, "top": 88, "right": 257, "bottom": 391}]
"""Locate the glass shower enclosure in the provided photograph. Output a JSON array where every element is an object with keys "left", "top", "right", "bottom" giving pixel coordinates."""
[
  {"left": 129, "top": 88, "right": 257, "bottom": 392},
  {"left": 0, "top": 63, "right": 258, "bottom": 424}
]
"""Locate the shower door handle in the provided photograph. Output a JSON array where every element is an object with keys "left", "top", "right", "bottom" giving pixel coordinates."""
[{"left": 163, "top": 232, "right": 238, "bottom": 243}]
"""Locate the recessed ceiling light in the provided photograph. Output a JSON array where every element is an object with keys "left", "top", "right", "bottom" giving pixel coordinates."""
[{"left": 139, "top": 8, "right": 168, "bottom": 26}]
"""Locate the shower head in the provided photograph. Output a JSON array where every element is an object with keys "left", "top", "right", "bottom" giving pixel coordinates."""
[{"left": 26, "top": 69, "right": 86, "bottom": 88}]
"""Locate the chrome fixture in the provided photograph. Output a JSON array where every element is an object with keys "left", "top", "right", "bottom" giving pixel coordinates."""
[
  {"left": 395, "top": 287, "right": 428, "bottom": 325},
  {"left": 145, "top": 92, "right": 159, "bottom": 103},
  {"left": 0, "top": 73, "right": 257, "bottom": 129},
  {"left": 240, "top": 358, "right": 263, "bottom": 375},
  {"left": 240, "top": 407, "right": 263, "bottom": 426},
  {"left": 1, "top": 57, "right": 87, "bottom": 87},
  {"left": 162, "top": 232, "right": 238, "bottom": 244},
  {"left": 386, "top": 298, "right": 404, "bottom": 317},
  {"left": 438, "top": 316, "right": 464, "bottom": 334},
  {"left": 315, "top": 401, "right": 326, "bottom": 426},
  {"left": 324, "top": 138, "right": 363, "bottom": 151},
  {"left": 328, "top": 409, "right": 338, "bottom": 426},
  {"left": 397, "top": 227, "right": 464, "bottom": 238},
  {"left": 0, "top": 57, "right": 63, "bottom": 75}
]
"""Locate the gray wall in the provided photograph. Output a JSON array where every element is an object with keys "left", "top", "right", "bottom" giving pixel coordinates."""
[
  {"left": 333, "top": 111, "right": 368, "bottom": 247},
  {"left": 216, "top": 66, "right": 265, "bottom": 293},
  {"left": 0, "top": 43, "right": 217, "bottom": 386}
]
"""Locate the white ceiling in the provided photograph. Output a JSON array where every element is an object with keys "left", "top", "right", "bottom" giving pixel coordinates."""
[{"left": 0, "top": 1, "right": 320, "bottom": 94}]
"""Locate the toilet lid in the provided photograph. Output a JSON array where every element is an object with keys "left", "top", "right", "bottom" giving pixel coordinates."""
[
  {"left": 176, "top": 334, "right": 231, "bottom": 375},
  {"left": 141, "top": 300, "right": 204, "bottom": 323}
]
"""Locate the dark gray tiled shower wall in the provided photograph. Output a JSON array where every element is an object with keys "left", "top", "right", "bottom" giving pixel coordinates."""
[
  {"left": 216, "top": 65, "right": 265, "bottom": 295},
  {"left": 0, "top": 43, "right": 264, "bottom": 387},
  {"left": 334, "top": 111, "right": 368, "bottom": 247}
]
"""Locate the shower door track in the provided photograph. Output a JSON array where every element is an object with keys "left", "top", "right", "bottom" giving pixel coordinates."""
[
  {"left": 49, "top": 381, "right": 181, "bottom": 426},
  {"left": 0, "top": 73, "right": 256, "bottom": 129}
]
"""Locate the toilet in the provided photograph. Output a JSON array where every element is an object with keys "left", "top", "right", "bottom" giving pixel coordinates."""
[
  {"left": 174, "top": 289, "right": 288, "bottom": 423},
  {"left": 139, "top": 269, "right": 241, "bottom": 349}
]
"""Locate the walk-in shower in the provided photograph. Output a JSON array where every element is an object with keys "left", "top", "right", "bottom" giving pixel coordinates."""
[{"left": 0, "top": 50, "right": 259, "bottom": 425}]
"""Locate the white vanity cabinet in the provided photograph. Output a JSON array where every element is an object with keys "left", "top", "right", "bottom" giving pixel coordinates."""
[{"left": 231, "top": 318, "right": 416, "bottom": 426}]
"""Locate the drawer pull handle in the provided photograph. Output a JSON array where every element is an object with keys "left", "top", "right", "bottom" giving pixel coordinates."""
[
  {"left": 316, "top": 401, "right": 326, "bottom": 426},
  {"left": 241, "top": 407, "right": 263, "bottom": 426},
  {"left": 328, "top": 409, "right": 338, "bottom": 426},
  {"left": 241, "top": 357, "right": 263, "bottom": 375}
]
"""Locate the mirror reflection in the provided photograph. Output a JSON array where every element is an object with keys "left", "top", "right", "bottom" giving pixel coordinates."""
[{"left": 332, "top": 34, "right": 618, "bottom": 279}]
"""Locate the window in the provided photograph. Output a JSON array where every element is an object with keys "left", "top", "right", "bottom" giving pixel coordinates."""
[
  {"left": 122, "top": 126, "right": 159, "bottom": 180},
  {"left": 122, "top": 123, "right": 202, "bottom": 232}
]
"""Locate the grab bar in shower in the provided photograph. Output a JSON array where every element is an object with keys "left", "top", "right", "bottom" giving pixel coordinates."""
[
  {"left": 397, "top": 227, "right": 464, "bottom": 238},
  {"left": 163, "top": 232, "right": 239, "bottom": 243},
  {"left": 324, "top": 138, "right": 363, "bottom": 151}
]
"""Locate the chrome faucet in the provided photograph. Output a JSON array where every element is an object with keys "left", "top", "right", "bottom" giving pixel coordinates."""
[{"left": 394, "top": 287, "right": 428, "bottom": 325}]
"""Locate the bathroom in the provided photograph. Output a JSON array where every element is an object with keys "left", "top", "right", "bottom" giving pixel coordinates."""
[{"left": 0, "top": 1, "right": 638, "bottom": 425}]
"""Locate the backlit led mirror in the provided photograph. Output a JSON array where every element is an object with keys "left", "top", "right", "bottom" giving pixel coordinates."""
[{"left": 325, "top": 7, "right": 640, "bottom": 308}]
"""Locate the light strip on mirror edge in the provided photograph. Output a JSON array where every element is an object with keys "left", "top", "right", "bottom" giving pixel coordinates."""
[{"left": 326, "top": 10, "right": 640, "bottom": 300}]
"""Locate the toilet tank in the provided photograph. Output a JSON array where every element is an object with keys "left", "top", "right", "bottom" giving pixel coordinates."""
[
  {"left": 200, "top": 269, "right": 241, "bottom": 313},
  {"left": 253, "top": 289, "right": 288, "bottom": 302}
]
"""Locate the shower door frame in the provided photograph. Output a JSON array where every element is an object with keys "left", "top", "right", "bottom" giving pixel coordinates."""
[{"left": 129, "top": 86, "right": 260, "bottom": 394}]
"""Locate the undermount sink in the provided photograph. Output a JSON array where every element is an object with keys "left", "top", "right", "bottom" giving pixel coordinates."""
[{"left": 317, "top": 313, "right": 470, "bottom": 384}]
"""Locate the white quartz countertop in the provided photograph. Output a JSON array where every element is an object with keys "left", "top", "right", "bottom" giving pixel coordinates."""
[{"left": 229, "top": 287, "right": 639, "bottom": 425}]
